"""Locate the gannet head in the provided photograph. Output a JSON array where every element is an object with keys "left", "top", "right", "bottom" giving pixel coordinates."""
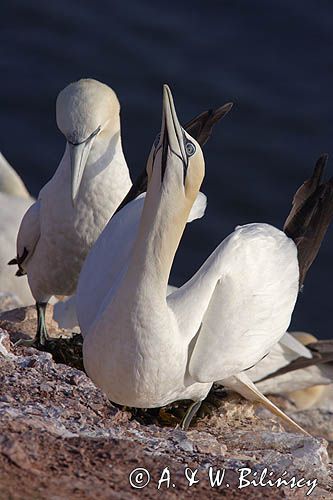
[
  {"left": 56, "top": 79, "right": 120, "bottom": 204},
  {"left": 146, "top": 85, "right": 205, "bottom": 206}
]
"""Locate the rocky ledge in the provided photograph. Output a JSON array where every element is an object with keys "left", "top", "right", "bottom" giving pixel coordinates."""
[{"left": 0, "top": 306, "right": 332, "bottom": 499}]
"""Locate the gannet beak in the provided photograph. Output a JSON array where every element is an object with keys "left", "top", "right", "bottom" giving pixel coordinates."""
[
  {"left": 68, "top": 141, "right": 93, "bottom": 205},
  {"left": 68, "top": 126, "right": 100, "bottom": 205},
  {"left": 161, "top": 84, "right": 186, "bottom": 180}
]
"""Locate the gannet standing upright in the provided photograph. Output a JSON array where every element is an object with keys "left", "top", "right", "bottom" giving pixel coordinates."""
[
  {"left": 83, "top": 85, "right": 333, "bottom": 434},
  {"left": 10, "top": 79, "right": 132, "bottom": 345},
  {"left": 0, "top": 152, "right": 34, "bottom": 305}
]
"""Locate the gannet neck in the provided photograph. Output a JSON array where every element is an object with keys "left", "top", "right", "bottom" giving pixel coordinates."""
[
  {"left": 0, "top": 152, "right": 30, "bottom": 199},
  {"left": 123, "top": 85, "right": 204, "bottom": 293},
  {"left": 125, "top": 170, "right": 193, "bottom": 293}
]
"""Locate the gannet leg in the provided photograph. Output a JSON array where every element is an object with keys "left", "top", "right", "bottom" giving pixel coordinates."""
[
  {"left": 15, "top": 301, "right": 49, "bottom": 347},
  {"left": 36, "top": 301, "right": 49, "bottom": 346},
  {"left": 180, "top": 400, "right": 202, "bottom": 430}
]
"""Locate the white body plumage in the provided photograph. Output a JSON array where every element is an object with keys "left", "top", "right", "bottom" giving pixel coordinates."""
[
  {"left": 81, "top": 86, "right": 300, "bottom": 414},
  {"left": 83, "top": 222, "right": 299, "bottom": 407},
  {"left": 15, "top": 79, "right": 132, "bottom": 304}
]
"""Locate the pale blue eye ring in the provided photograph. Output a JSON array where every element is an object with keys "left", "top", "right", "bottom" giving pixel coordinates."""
[{"left": 186, "top": 142, "right": 196, "bottom": 156}]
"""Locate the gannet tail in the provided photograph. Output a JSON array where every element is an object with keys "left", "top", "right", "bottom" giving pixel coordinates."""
[
  {"left": 284, "top": 154, "right": 333, "bottom": 288},
  {"left": 222, "top": 372, "right": 310, "bottom": 436}
]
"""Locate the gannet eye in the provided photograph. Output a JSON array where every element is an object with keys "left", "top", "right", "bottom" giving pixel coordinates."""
[
  {"left": 154, "top": 133, "right": 161, "bottom": 147},
  {"left": 185, "top": 141, "right": 196, "bottom": 157}
]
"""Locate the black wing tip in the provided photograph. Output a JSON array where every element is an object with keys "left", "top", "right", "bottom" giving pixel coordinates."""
[
  {"left": 318, "top": 152, "right": 329, "bottom": 163},
  {"left": 214, "top": 102, "right": 234, "bottom": 119},
  {"left": 8, "top": 258, "right": 18, "bottom": 265},
  {"left": 312, "top": 153, "right": 328, "bottom": 182}
]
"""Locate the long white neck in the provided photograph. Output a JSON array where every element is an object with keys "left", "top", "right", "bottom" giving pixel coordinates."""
[
  {"left": 122, "top": 163, "right": 194, "bottom": 298},
  {"left": 0, "top": 152, "right": 31, "bottom": 199}
]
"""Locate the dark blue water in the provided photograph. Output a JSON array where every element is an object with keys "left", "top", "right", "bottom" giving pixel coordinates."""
[{"left": 1, "top": 0, "right": 333, "bottom": 338}]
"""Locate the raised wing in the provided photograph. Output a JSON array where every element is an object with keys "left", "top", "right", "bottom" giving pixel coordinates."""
[
  {"left": 8, "top": 200, "right": 41, "bottom": 275},
  {"left": 187, "top": 224, "right": 299, "bottom": 384}
]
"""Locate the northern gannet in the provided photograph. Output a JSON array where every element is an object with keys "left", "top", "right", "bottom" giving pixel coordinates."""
[
  {"left": 82, "top": 85, "right": 333, "bottom": 434},
  {"left": 0, "top": 152, "right": 34, "bottom": 305},
  {"left": 9, "top": 79, "right": 132, "bottom": 345}
]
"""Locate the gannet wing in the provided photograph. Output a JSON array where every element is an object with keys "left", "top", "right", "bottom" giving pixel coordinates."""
[
  {"left": 279, "top": 331, "right": 313, "bottom": 357},
  {"left": 8, "top": 200, "right": 41, "bottom": 275},
  {"left": 187, "top": 225, "right": 299, "bottom": 384}
]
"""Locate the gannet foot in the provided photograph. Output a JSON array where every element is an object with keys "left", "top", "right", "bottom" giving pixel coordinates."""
[
  {"left": 15, "top": 337, "right": 39, "bottom": 348},
  {"left": 180, "top": 400, "right": 202, "bottom": 430}
]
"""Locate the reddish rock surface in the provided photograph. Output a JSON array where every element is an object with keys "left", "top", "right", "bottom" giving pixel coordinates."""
[{"left": 0, "top": 307, "right": 332, "bottom": 499}]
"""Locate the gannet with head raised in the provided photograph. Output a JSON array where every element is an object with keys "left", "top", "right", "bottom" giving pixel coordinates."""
[
  {"left": 0, "top": 152, "right": 34, "bottom": 305},
  {"left": 10, "top": 79, "right": 132, "bottom": 344},
  {"left": 82, "top": 85, "right": 333, "bottom": 434}
]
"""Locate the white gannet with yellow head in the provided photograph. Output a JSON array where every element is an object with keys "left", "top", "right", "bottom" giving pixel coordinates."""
[
  {"left": 82, "top": 85, "right": 333, "bottom": 434},
  {"left": 11, "top": 79, "right": 132, "bottom": 345}
]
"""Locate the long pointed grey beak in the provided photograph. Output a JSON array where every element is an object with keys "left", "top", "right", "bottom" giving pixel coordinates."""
[
  {"left": 68, "top": 140, "right": 93, "bottom": 205},
  {"left": 160, "top": 85, "right": 186, "bottom": 180},
  {"left": 68, "top": 125, "right": 100, "bottom": 205}
]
